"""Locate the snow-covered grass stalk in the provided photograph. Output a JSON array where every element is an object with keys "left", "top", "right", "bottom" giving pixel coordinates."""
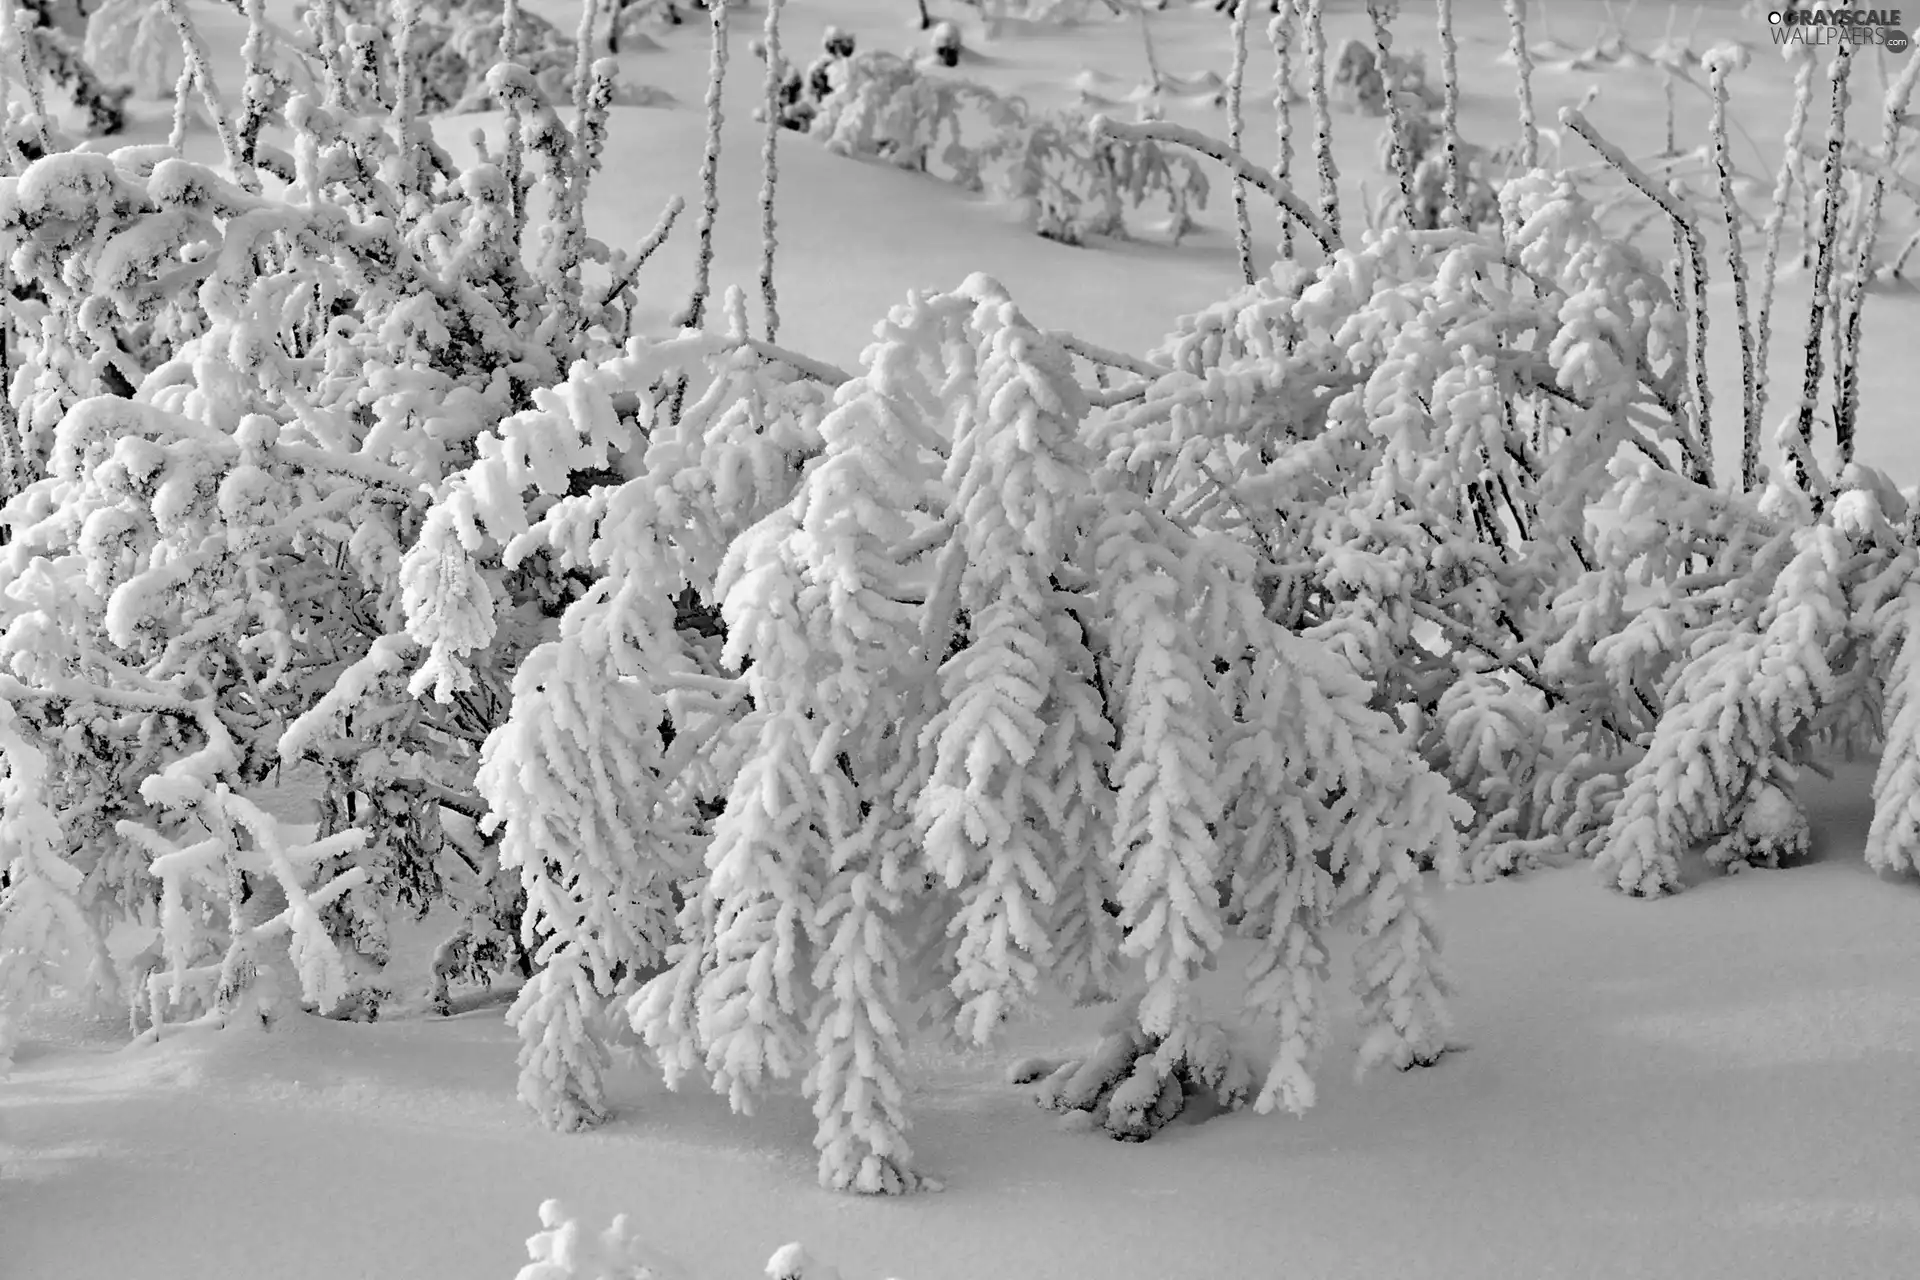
[
  {"left": 1800, "top": 142, "right": 1817, "bottom": 269},
  {"left": 0, "top": 291, "right": 13, "bottom": 497},
  {"left": 501, "top": 0, "right": 528, "bottom": 236},
  {"left": 1436, "top": 0, "right": 1461, "bottom": 226},
  {"left": 1561, "top": 106, "right": 1713, "bottom": 483},
  {"left": 1836, "top": 36, "right": 1920, "bottom": 451},
  {"left": 1269, "top": 0, "right": 1296, "bottom": 258},
  {"left": 0, "top": 0, "right": 10, "bottom": 129},
  {"left": 393, "top": 0, "right": 421, "bottom": 144},
  {"left": 1227, "top": 0, "right": 1254, "bottom": 283},
  {"left": 1797, "top": 43, "right": 1853, "bottom": 474},
  {"left": 1504, "top": 0, "right": 1537, "bottom": 169},
  {"left": 1367, "top": 0, "right": 1413, "bottom": 227},
  {"left": 1091, "top": 115, "right": 1340, "bottom": 252},
  {"left": 1304, "top": 0, "right": 1338, "bottom": 237},
  {"left": 12, "top": 10, "right": 52, "bottom": 156},
  {"left": 681, "top": 0, "right": 730, "bottom": 331},
  {"left": 1706, "top": 45, "right": 1759, "bottom": 491},
  {"left": 168, "top": 57, "right": 192, "bottom": 152},
  {"left": 237, "top": 0, "right": 275, "bottom": 170},
  {"left": 158, "top": 0, "right": 249, "bottom": 180},
  {"left": 1658, "top": 65, "right": 1674, "bottom": 156},
  {"left": 1755, "top": 48, "right": 1817, "bottom": 440},
  {"left": 759, "top": 0, "right": 787, "bottom": 340},
  {"left": 570, "top": 0, "right": 597, "bottom": 123}
]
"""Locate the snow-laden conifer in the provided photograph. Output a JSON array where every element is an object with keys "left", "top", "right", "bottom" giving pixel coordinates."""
[
  {"left": 1868, "top": 585, "right": 1920, "bottom": 876},
  {"left": 916, "top": 282, "right": 1098, "bottom": 1046},
  {"left": 633, "top": 286, "right": 977, "bottom": 1191},
  {"left": 1599, "top": 516, "right": 1850, "bottom": 896}
]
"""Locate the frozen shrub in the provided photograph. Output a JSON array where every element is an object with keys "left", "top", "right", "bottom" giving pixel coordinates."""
[
  {"left": 1330, "top": 35, "right": 1433, "bottom": 118},
  {"left": 808, "top": 55, "right": 1206, "bottom": 243},
  {"left": 0, "top": 2, "right": 647, "bottom": 1042},
  {"left": 1002, "top": 107, "right": 1208, "bottom": 245},
  {"left": 809, "top": 49, "right": 1019, "bottom": 184}
]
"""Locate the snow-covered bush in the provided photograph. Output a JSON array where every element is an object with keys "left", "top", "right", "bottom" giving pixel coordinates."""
[
  {"left": 1001, "top": 106, "right": 1207, "bottom": 244},
  {"left": 809, "top": 49, "right": 1021, "bottom": 185},
  {"left": 1329, "top": 34, "right": 1435, "bottom": 117},
  {"left": 9, "top": 0, "right": 1920, "bottom": 1217},
  {"left": 0, "top": 0, "right": 648, "bottom": 1039},
  {"left": 431, "top": 260, "right": 1474, "bottom": 1190},
  {"left": 1373, "top": 111, "right": 1499, "bottom": 230},
  {"left": 808, "top": 52, "right": 1207, "bottom": 243},
  {"left": 1027, "top": 992, "right": 1253, "bottom": 1141}
]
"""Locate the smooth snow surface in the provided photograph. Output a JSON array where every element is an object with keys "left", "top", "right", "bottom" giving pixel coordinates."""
[
  {"left": 7, "top": 774, "right": 1920, "bottom": 1280},
  {"left": 10, "top": 1, "right": 1920, "bottom": 1277}
]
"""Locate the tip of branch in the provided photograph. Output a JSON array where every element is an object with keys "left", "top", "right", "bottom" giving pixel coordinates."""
[{"left": 1701, "top": 41, "right": 1749, "bottom": 77}]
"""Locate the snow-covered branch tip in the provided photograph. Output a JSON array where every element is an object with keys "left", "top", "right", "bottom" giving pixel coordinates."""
[
  {"left": 600, "top": 195, "right": 686, "bottom": 309},
  {"left": 1556, "top": 107, "right": 1699, "bottom": 237},
  {"left": 1047, "top": 331, "right": 1169, "bottom": 380},
  {"left": 740, "top": 338, "right": 852, "bottom": 385},
  {"left": 1089, "top": 114, "right": 1340, "bottom": 253}
]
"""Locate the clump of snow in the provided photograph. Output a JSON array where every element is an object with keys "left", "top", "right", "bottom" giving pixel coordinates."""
[{"left": 1003, "top": 1055, "right": 1055, "bottom": 1085}]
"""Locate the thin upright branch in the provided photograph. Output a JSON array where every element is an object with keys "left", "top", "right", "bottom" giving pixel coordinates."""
[
  {"left": 1303, "top": 0, "right": 1339, "bottom": 239},
  {"left": 1269, "top": 0, "right": 1297, "bottom": 259},
  {"left": 1504, "top": 0, "right": 1538, "bottom": 169},
  {"left": 681, "top": 0, "right": 731, "bottom": 331},
  {"left": 1367, "top": 0, "right": 1414, "bottom": 226},
  {"left": 759, "top": 0, "right": 788, "bottom": 341},
  {"left": 500, "top": 0, "right": 528, "bottom": 241},
  {"left": 1227, "top": 0, "right": 1256, "bottom": 283},
  {"left": 1437, "top": 0, "right": 1462, "bottom": 226},
  {"left": 1754, "top": 52, "right": 1817, "bottom": 441},
  {"left": 1705, "top": 47, "right": 1759, "bottom": 490},
  {"left": 1798, "top": 44, "right": 1853, "bottom": 474},
  {"left": 160, "top": 0, "right": 255, "bottom": 185},
  {"left": 1836, "top": 38, "right": 1920, "bottom": 454}
]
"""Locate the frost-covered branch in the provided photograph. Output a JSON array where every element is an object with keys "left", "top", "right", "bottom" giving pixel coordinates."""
[{"left": 1089, "top": 114, "right": 1339, "bottom": 253}]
